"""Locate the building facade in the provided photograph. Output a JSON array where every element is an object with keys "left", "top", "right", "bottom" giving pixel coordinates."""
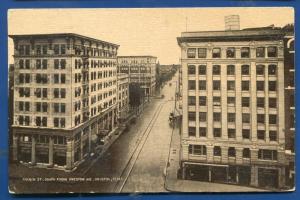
[
  {"left": 117, "top": 73, "right": 130, "bottom": 123},
  {"left": 10, "top": 33, "right": 119, "bottom": 170},
  {"left": 117, "top": 56, "right": 157, "bottom": 97},
  {"left": 177, "top": 28, "right": 288, "bottom": 189}
]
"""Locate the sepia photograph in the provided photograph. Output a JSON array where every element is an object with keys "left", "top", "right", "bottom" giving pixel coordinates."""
[{"left": 7, "top": 7, "right": 295, "bottom": 194}]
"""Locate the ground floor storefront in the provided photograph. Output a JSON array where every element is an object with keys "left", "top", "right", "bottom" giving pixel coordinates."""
[
  {"left": 181, "top": 162, "right": 286, "bottom": 190},
  {"left": 11, "top": 107, "right": 118, "bottom": 171}
]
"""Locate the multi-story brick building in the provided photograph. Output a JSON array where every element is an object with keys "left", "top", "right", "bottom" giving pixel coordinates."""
[
  {"left": 9, "top": 33, "right": 119, "bottom": 170},
  {"left": 117, "top": 56, "right": 157, "bottom": 97},
  {"left": 117, "top": 73, "right": 130, "bottom": 123},
  {"left": 177, "top": 25, "right": 289, "bottom": 189}
]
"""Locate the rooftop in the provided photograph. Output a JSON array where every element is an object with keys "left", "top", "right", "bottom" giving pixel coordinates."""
[
  {"left": 117, "top": 55, "right": 157, "bottom": 59},
  {"left": 178, "top": 26, "right": 286, "bottom": 43},
  {"left": 8, "top": 33, "right": 119, "bottom": 48}
]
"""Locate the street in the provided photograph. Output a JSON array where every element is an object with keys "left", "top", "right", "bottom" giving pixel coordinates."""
[{"left": 9, "top": 74, "right": 178, "bottom": 194}]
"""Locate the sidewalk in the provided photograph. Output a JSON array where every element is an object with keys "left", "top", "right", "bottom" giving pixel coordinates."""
[{"left": 164, "top": 126, "right": 267, "bottom": 193}]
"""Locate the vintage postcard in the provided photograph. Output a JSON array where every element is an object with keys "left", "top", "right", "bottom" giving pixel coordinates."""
[{"left": 8, "top": 7, "right": 295, "bottom": 193}]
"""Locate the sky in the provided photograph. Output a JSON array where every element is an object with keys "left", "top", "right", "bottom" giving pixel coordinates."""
[{"left": 8, "top": 7, "right": 294, "bottom": 65}]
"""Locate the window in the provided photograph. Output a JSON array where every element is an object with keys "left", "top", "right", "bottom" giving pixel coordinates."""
[
  {"left": 226, "top": 47, "right": 235, "bottom": 58},
  {"left": 36, "top": 59, "right": 41, "bottom": 69},
  {"left": 53, "top": 103, "right": 66, "bottom": 113},
  {"left": 227, "top": 81, "right": 235, "bottom": 90},
  {"left": 36, "top": 117, "right": 47, "bottom": 127},
  {"left": 188, "top": 112, "right": 196, "bottom": 121},
  {"left": 257, "top": 130, "right": 265, "bottom": 140},
  {"left": 188, "top": 65, "right": 196, "bottom": 75},
  {"left": 257, "top": 114, "right": 265, "bottom": 124},
  {"left": 228, "top": 147, "right": 236, "bottom": 157},
  {"left": 54, "top": 59, "right": 60, "bottom": 69},
  {"left": 213, "top": 96, "right": 221, "bottom": 106},
  {"left": 199, "top": 96, "right": 206, "bottom": 106},
  {"left": 256, "top": 65, "right": 265, "bottom": 75},
  {"left": 268, "top": 65, "right": 277, "bottom": 75},
  {"left": 198, "top": 48, "right": 207, "bottom": 58},
  {"left": 269, "top": 98, "right": 277, "bottom": 108},
  {"left": 242, "top": 81, "right": 250, "bottom": 91},
  {"left": 187, "top": 48, "right": 196, "bottom": 58},
  {"left": 242, "top": 97, "right": 250, "bottom": 107},
  {"left": 54, "top": 74, "right": 59, "bottom": 84},
  {"left": 188, "top": 96, "right": 196, "bottom": 106},
  {"left": 267, "top": 46, "right": 277, "bottom": 57},
  {"left": 198, "top": 112, "right": 206, "bottom": 122},
  {"left": 188, "top": 80, "right": 196, "bottom": 90},
  {"left": 241, "top": 47, "right": 250, "bottom": 58},
  {"left": 227, "top": 65, "right": 235, "bottom": 75},
  {"left": 213, "top": 112, "right": 221, "bottom": 122},
  {"left": 242, "top": 113, "right": 250, "bottom": 123},
  {"left": 36, "top": 74, "right": 48, "bottom": 84},
  {"left": 54, "top": 44, "right": 60, "bottom": 55},
  {"left": 54, "top": 118, "right": 66, "bottom": 128},
  {"left": 242, "top": 129, "right": 250, "bottom": 139},
  {"left": 256, "top": 81, "right": 264, "bottom": 91},
  {"left": 258, "top": 149, "right": 277, "bottom": 160},
  {"left": 60, "top": 59, "right": 66, "bottom": 69},
  {"left": 214, "top": 146, "right": 221, "bottom": 156},
  {"left": 199, "top": 127, "right": 206, "bottom": 137},
  {"left": 61, "top": 44, "right": 66, "bottom": 55},
  {"left": 257, "top": 97, "right": 265, "bottom": 108},
  {"left": 42, "top": 45, "right": 47, "bottom": 55},
  {"left": 241, "top": 65, "right": 250, "bottom": 75},
  {"left": 213, "top": 80, "right": 220, "bottom": 90},
  {"left": 42, "top": 59, "right": 47, "bottom": 69},
  {"left": 60, "top": 88, "right": 66, "bottom": 98},
  {"left": 228, "top": 113, "right": 235, "bottom": 123},
  {"left": 213, "top": 65, "right": 220, "bottom": 75},
  {"left": 199, "top": 80, "right": 206, "bottom": 90},
  {"left": 212, "top": 48, "right": 221, "bottom": 58},
  {"left": 228, "top": 129, "right": 236, "bottom": 138},
  {"left": 269, "top": 131, "right": 277, "bottom": 141},
  {"left": 269, "top": 81, "right": 277, "bottom": 91},
  {"left": 269, "top": 114, "right": 277, "bottom": 124},
  {"left": 243, "top": 148, "right": 250, "bottom": 158},
  {"left": 213, "top": 128, "right": 221, "bottom": 137},
  {"left": 61, "top": 74, "right": 66, "bottom": 83},
  {"left": 256, "top": 47, "right": 265, "bottom": 57},
  {"left": 25, "top": 45, "right": 30, "bottom": 55},
  {"left": 228, "top": 97, "right": 235, "bottom": 106},
  {"left": 25, "top": 60, "right": 30, "bottom": 68},
  {"left": 198, "top": 65, "right": 206, "bottom": 75},
  {"left": 19, "top": 59, "right": 24, "bottom": 69},
  {"left": 189, "top": 145, "right": 206, "bottom": 155},
  {"left": 188, "top": 127, "right": 196, "bottom": 137}
]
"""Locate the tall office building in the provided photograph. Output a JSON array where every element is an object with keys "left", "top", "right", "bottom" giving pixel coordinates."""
[
  {"left": 177, "top": 22, "right": 289, "bottom": 189},
  {"left": 10, "top": 33, "right": 119, "bottom": 170},
  {"left": 117, "top": 56, "right": 157, "bottom": 97}
]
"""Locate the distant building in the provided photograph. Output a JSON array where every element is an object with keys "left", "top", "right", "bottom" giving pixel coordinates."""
[
  {"left": 9, "top": 33, "right": 119, "bottom": 170},
  {"left": 117, "top": 56, "right": 157, "bottom": 97},
  {"left": 177, "top": 21, "right": 290, "bottom": 189},
  {"left": 117, "top": 73, "right": 130, "bottom": 123}
]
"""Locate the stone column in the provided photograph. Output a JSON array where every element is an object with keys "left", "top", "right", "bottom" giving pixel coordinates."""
[
  {"left": 278, "top": 167, "right": 286, "bottom": 189},
  {"left": 31, "top": 136, "right": 36, "bottom": 165},
  {"left": 208, "top": 166, "right": 212, "bottom": 182},
  {"left": 182, "top": 163, "right": 186, "bottom": 179},
  {"left": 111, "top": 109, "right": 115, "bottom": 129},
  {"left": 66, "top": 138, "right": 74, "bottom": 170},
  {"left": 250, "top": 165, "right": 258, "bottom": 187},
  {"left": 48, "top": 136, "right": 54, "bottom": 167},
  {"left": 88, "top": 126, "right": 92, "bottom": 153},
  {"left": 12, "top": 132, "right": 19, "bottom": 161},
  {"left": 80, "top": 130, "right": 84, "bottom": 160}
]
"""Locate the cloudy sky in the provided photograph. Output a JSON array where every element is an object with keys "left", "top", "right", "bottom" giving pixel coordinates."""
[{"left": 8, "top": 7, "right": 294, "bottom": 64}]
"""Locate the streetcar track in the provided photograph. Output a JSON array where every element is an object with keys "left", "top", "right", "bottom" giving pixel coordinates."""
[{"left": 113, "top": 100, "right": 167, "bottom": 193}]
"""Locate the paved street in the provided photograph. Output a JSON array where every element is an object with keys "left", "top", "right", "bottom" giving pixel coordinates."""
[{"left": 9, "top": 75, "right": 178, "bottom": 194}]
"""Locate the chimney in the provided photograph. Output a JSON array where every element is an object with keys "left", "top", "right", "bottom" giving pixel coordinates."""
[{"left": 225, "top": 15, "right": 240, "bottom": 31}]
